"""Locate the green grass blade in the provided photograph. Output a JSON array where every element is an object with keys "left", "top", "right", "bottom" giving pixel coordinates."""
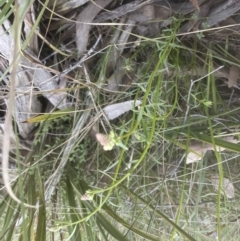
[
  {"left": 122, "top": 186, "right": 197, "bottom": 241},
  {"left": 184, "top": 130, "right": 240, "bottom": 153},
  {"left": 0, "top": 191, "right": 19, "bottom": 239},
  {"left": 65, "top": 177, "right": 82, "bottom": 241},
  {"left": 35, "top": 170, "right": 46, "bottom": 241},
  {"left": 23, "top": 108, "right": 75, "bottom": 123},
  {"left": 69, "top": 173, "right": 164, "bottom": 241},
  {"left": 68, "top": 177, "right": 131, "bottom": 241},
  {"left": 0, "top": 0, "right": 14, "bottom": 25},
  {"left": 27, "top": 173, "right": 37, "bottom": 240},
  {"left": 5, "top": 207, "right": 21, "bottom": 241},
  {"left": 0, "top": 204, "right": 20, "bottom": 240}
]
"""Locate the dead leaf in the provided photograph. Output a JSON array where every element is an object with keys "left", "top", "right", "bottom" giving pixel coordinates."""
[
  {"left": 186, "top": 142, "right": 214, "bottom": 164},
  {"left": 23, "top": 3, "right": 39, "bottom": 55},
  {"left": 0, "top": 20, "right": 13, "bottom": 60},
  {"left": 0, "top": 20, "right": 42, "bottom": 138},
  {"left": 106, "top": 57, "right": 127, "bottom": 92},
  {"left": 228, "top": 65, "right": 240, "bottom": 88},
  {"left": 154, "top": 5, "right": 172, "bottom": 20},
  {"left": 202, "top": 0, "right": 240, "bottom": 28},
  {"left": 210, "top": 175, "right": 235, "bottom": 199},
  {"left": 48, "top": 0, "right": 89, "bottom": 14},
  {"left": 94, "top": 0, "right": 148, "bottom": 22},
  {"left": 0, "top": 19, "right": 71, "bottom": 138},
  {"left": 21, "top": 49, "right": 71, "bottom": 109},
  {"left": 76, "top": 0, "right": 112, "bottom": 57},
  {"left": 179, "top": 2, "right": 210, "bottom": 33},
  {"left": 189, "top": 0, "right": 200, "bottom": 10},
  {"left": 103, "top": 100, "right": 141, "bottom": 120},
  {"left": 186, "top": 136, "right": 238, "bottom": 164},
  {"left": 0, "top": 124, "right": 30, "bottom": 150},
  {"left": 127, "top": 5, "right": 155, "bottom": 22},
  {"left": 104, "top": 18, "right": 135, "bottom": 90},
  {"left": 12, "top": 85, "right": 42, "bottom": 138}
]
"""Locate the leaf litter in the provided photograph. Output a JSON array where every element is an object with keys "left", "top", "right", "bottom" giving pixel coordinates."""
[
  {"left": 186, "top": 136, "right": 239, "bottom": 164},
  {"left": 210, "top": 175, "right": 235, "bottom": 199}
]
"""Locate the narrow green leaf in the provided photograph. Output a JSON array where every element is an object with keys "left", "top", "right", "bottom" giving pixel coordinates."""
[
  {"left": 65, "top": 178, "right": 82, "bottom": 241},
  {"left": 85, "top": 201, "right": 131, "bottom": 241},
  {"left": 122, "top": 186, "right": 197, "bottom": 241},
  {"left": 100, "top": 201, "right": 161, "bottom": 241},
  {"left": 28, "top": 173, "right": 37, "bottom": 240},
  {"left": 0, "top": 195, "right": 18, "bottom": 238},
  {"left": 23, "top": 108, "right": 74, "bottom": 123},
  {"left": 0, "top": 0, "right": 14, "bottom": 25},
  {"left": 0, "top": 204, "right": 20, "bottom": 240},
  {"left": 184, "top": 130, "right": 240, "bottom": 153},
  {"left": 5, "top": 207, "right": 21, "bottom": 241},
  {"left": 68, "top": 176, "right": 131, "bottom": 241},
  {"left": 68, "top": 172, "right": 161, "bottom": 241},
  {"left": 35, "top": 171, "right": 46, "bottom": 241}
]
